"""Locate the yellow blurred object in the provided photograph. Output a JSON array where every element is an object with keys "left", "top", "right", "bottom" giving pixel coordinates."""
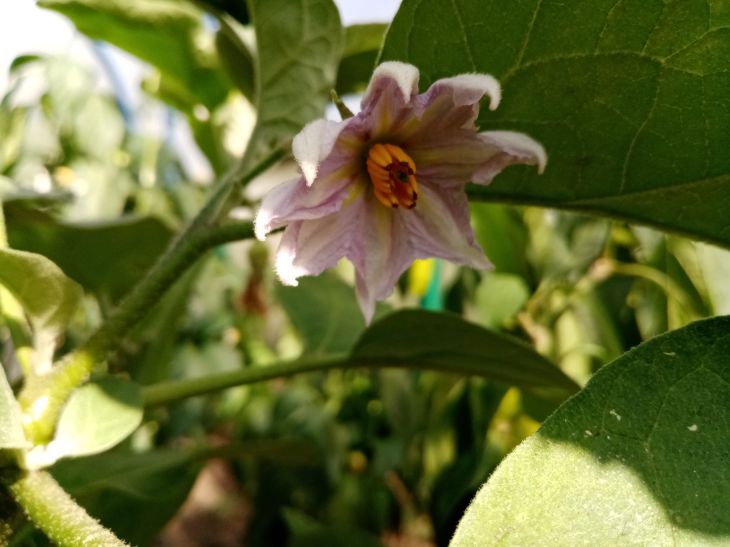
[
  {"left": 52, "top": 166, "right": 75, "bottom": 187},
  {"left": 408, "top": 258, "right": 435, "bottom": 297},
  {"left": 347, "top": 450, "right": 368, "bottom": 474},
  {"left": 490, "top": 388, "right": 541, "bottom": 451}
]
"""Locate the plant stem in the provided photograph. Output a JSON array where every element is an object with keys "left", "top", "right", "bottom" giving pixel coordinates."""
[
  {"left": 142, "top": 354, "right": 350, "bottom": 407},
  {"left": 18, "top": 148, "right": 283, "bottom": 444},
  {"left": 6, "top": 470, "right": 127, "bottom": 546},
  {"left": 141, "top": 352, "right": 579, "bottom": 408}
]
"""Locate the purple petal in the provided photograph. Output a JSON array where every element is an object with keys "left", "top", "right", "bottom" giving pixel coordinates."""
[
  {"left": 408, "top": 135, "right": 496, "bottom": 188},
  {"left": 397, "top": 73, "right": 501, "bottom": 144},
  {"left": 360, "top": 62, "right": 420, "bottom": 140},
  {"left": 275, "top": 195, "right": 366, "bottom": 286},
  {"left": 407, "top": 130, "right": 546, "bottom": 188},
  {"left": 361, "top": 62, "right": 419, "bottom": 112},
  {"left": 349, "top": 197, "right": 415, "bottom": 322},
  {"left": 254, "top": 175, "right": 356, "bottom": 240},
  {"left": 472, "top": 131, "right": 547, "bottom": 183},
  {"left": 402, "top": 184, "right": 492, "bottom": 270}
]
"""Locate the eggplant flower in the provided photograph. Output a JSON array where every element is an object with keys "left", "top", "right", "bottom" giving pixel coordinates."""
[{"left": 255, "top": 62, "right": 546, "bottom": 321}]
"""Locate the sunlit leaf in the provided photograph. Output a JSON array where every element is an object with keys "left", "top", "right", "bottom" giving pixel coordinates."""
[
  {"left": 51, "top": 377, "right": 143, "bottom": 459},
  {"left": 452, "top": 316, "right": 730, "bottom": 545},
  {"left": 0, "top": 248, "right": 82, "bottom": 368},
  {"left": 39, "top": 0, "right": 230, "bottom": 109},
  {"left": 381, "top": 0, "right": 730, "bottom": 248},
  {"left": 244, "top": 0, "right": 343, "bottom": 161},
  {"left": 0, "top": 363, "right": 28, "bottom": 449}
]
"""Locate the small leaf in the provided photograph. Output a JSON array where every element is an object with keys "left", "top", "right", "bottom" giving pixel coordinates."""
[
  {"left": 51, "top": 377, "right": 143, "bottom": 459},
  {"left": 452, "top": 316, "right": 730, "bottom": 545},
  {"left": 245, "top": 0, "right": 343, "bottom": 161},
  {"left": 0, "top": 362, "right": 28, "bottom": 449},
  {"left": 277, "top": 273, "right": 385, "bottom": 355},
  {"left": 351, "top": 310, "right": 578, "bottom": 396},
  {"left": 336, "top": 24, "right": 388, "bottom": 95},
  {"left": 51, "top": 449, "right": 200, "bottom": 547},
  {"left": 0, "top": 248, "right": 83, "bottom": 368},
  {"left": 214, "top": 13, "right": 255, "bottom": 100},
  {"left": 474, "top": 272, "right": 529, "bottom": 329}
]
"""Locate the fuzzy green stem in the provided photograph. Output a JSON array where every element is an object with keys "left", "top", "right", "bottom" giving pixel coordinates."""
[
  {"left": 6, "top": 470, "right": 127, "bottom": 546},
  {"left": 19, "top": 148, "right": 283, "bottom": 444}
]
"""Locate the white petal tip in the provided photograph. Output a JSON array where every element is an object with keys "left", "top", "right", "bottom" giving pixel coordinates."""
[
  {"left": 365, "top": 61, "right": 420, "bottom": 104},
  {"left": 254, "top": 216, "right": 269, "bottom": 241},
  {"left": 300, "top": 163, "right": 318, "bottom": 186},
  {"left": 535, "top": 145, "right": 548, "bottom": 174},
  {"left": 433, "top": 73, "right": 501, "bottom": 110},
  {"left": 275, "top": 250, "right": 303, "bottom": 287},
  {"left": 292, "top": 119, "right": 344, "bottom": 186}
]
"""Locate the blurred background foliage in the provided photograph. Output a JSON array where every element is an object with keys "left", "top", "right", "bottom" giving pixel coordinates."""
[{"left": 2, "top": 1, "right": 730, "bottom": 545}]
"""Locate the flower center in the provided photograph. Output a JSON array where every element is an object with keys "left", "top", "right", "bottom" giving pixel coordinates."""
[{"left": 366, "top": 143, "right": 419, "bottom": 209}]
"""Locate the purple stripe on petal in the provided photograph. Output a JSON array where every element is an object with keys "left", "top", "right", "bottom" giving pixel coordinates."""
[
  {"left": 403, "top": 185, "right": 492, "bottom": 270},
  {"left": 349, "top": 196, "right": 414, "bottom": 322},
  {"left": 254, "top": 175, "right": 355, "bottom": 240},
  {"left": 275, "top": 195, "right": 366, "bottom": 286},
  {"left": 472, "top": 131, "right": 547, "bottom": 184}
]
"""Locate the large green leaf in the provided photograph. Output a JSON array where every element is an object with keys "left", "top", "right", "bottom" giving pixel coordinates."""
[
  {"left": 351, "top": 310, "right": 579, "bottom": 397},
  {"left": 0, "top": 248, "right": 82, "bottom": 368},
  {"left": 39, "top": 0, "right": 230, "bottom": 109},
  {"left": 381, "top": 0, "right": 730, "bottom": 248},
  {"left": 452, "top": 316, "right": 730, "bottom": 545},
  {"left": 5, "top": 204, "right": 173, "bottom": 300},
  {"left": 244, "top": 0, "right": 343, "bottom": 161}
]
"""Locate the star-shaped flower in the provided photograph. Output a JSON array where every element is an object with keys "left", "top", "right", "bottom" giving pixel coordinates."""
[{"left": 255, "top": 62, "right": 546, "bottom": 321}]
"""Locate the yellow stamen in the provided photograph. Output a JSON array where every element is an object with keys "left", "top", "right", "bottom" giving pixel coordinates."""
[{"left": 366, "top": 144, "right": 419, "bottom": 209}]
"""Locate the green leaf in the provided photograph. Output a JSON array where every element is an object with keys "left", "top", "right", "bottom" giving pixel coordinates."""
[
  {"left": 452, "top": 316, "right": 730, "bottom": 545},
  {"left": 39, "top": 0, "right": 230, "bottom": 109},
  {"left": 0, "top": 248, "right": 82, "bottom": 368},
  {"left": 214, "top": 13, "right": 255, "bottom": 100},
  {"left": 381, "top": 0, "right": 730, "bottom": 248},
  {"left": 0, "top": 362, "right": 28, "bottom": 449},
  {"left": 51, "top": 377, "right": 143, "bottom": 459},
  {"left": 336, "top": 24, "right": 387, "bottom": 95},
  {"left": 5, "top": 203, "right": 173, "bottom": 301},
  {"left": 474, "top": 272, "right": 529, "bottom": 329},
  {"left": 52, "top": 449, "right": 200, "bottom": 546},
  {"left": 284, "top": 508, "right": 382, "bottom": 547},
  {"left": 245, "top": 0, "right": 343, "bottom": 161},
  {"left": 277, "top": 273, "right": 382, "bottom": 355},
  {"left": 471, "top": 204, "right": 530, "bottom": 279},
  {"left": 352, "top": 310, "right": 578, "bottom": 397}
]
